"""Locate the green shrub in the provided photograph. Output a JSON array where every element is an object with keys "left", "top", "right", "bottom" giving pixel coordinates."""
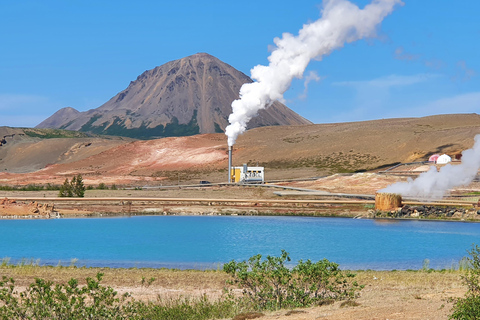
[
  {"left": 0, "top": 273, "right": 238, "bottom": 320},
  {"left": 72, "top": 174, "right": 85, "bottom": 197},
  {"left": 97, "top": 183, "right": 108, "bottom": 190},
  {"left": 0, "top": 273, "right": 133, "bottom": 319},
  {"left": 58, "top": 175, "right": 85, "bottom": 197},
  {"left": 450, "top": 244, "right": 480, "bottom": 319},
  {"left": 223, "top": 250, "right": 363, "bottom": 311},
  {"left": 58, "top": 178, "right": 73, "bottom": 197}
]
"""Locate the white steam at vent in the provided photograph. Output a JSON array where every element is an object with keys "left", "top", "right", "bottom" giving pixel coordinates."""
[
  {"left": 380, "top": 135, "right": 480, "bottom": 200},
  {"left": 225, "top": 0, "right": 403, "bottom": 147}
]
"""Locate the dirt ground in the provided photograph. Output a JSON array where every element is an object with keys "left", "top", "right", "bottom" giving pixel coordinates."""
[{"left": 0, "top": 267, "right": 466, "bottom": 320}]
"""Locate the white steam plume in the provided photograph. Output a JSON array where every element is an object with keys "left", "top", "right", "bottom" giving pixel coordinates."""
[
  {"left": 299, "top": 71, "right": 323, "bottom": 100},
  {"left": 225, "top": 0, "right": 403, "bottom": 147},
  {"left": 380, "top": 134, "right": 480, "bottom": 200}
]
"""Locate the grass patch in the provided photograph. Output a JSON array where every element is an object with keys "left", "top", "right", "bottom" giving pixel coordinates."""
[{"left": 22, "top": 128, "right": 90, "bottom": 139}]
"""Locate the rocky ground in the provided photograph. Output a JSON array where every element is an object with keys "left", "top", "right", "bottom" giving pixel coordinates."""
[{"left": 0, "top": 197, "right": 58, "bottom": 218}]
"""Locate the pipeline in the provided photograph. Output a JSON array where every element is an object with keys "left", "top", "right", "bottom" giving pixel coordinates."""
[{"left": 228, "top": 146, "right": 232, "bottom": 183}]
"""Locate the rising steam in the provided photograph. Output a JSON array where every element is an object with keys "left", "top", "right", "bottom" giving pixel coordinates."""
[
  {"left": 225, "top": 0, "right": 403, "bottom": 147},
  {"left": 380, "top": 135, "right": 480, "bottom": 200}
]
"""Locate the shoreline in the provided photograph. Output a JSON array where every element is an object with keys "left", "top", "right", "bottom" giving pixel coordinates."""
[{"left": 1, "top": 201, "right": 480, "bottom": 222}]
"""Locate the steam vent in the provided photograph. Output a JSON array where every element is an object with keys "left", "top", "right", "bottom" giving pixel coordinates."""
[{"left": 375, "top": 193, "right": 402, "bottom": 211}]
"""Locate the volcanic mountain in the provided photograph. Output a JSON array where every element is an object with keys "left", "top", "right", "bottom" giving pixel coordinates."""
[{"left": 36, "top": 53, "right": 311, "bottom": 138}]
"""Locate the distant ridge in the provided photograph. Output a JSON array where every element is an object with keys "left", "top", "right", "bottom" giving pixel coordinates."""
[
  {"left": 37, "top": 107, "right": 80, "bottom": 129},
  {"left": 37, "top": 53, "right": 311, "bottom": 139}
]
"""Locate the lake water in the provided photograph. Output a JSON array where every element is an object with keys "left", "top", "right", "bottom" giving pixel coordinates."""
[{"left": 0, "top": 215, "right": 479, "bottom": 270}]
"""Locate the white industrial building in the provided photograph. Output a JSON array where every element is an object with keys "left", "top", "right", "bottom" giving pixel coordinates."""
[{"left": 230, "top": 164, "right": 264, "bottom": 183}]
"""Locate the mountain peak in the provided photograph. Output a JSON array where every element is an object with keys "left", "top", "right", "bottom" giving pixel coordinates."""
[{"left": 36, "top": 54, "right": 311, "bottom": 139}]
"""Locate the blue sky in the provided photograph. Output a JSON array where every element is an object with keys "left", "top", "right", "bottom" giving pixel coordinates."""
[{"left": 1, "top": 0, "right": 479, "bottom": 127}]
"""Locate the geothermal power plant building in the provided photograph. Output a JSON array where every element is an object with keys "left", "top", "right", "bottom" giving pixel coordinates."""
[{"left": 230, "top": 164, "right": 265, "bottom": 183}]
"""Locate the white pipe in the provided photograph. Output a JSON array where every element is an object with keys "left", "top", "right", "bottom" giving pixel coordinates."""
[{"left": 228, "top": 146, "right": 232, "bottom": 183}]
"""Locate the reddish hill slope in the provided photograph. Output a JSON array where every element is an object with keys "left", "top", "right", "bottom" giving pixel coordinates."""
[{"left": 2, "top": 114, "right": 480, "bottom": 186}]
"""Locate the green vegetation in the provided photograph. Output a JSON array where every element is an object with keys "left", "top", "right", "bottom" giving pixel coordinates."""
[
  {"left": 0, "top": 252, "right": 363, "bottom": 319},
  {"left": 213, "top": 122, "right": 224, "bottom": 133},
  {"left": 223, "top": 250, "right": 363, "bottom": 311},
  {"left": 22, "top": 128, "right": 90, "bottom": 139},
  {"left": 0, "top": 272, "right": 237, "bottom": 320},
  {"left": 450, "top": 244, "right": 480, "bottom": 319},
  {"left": 0, "top": 184, "right": 59, "bottom": 191},
  {"left": 96, "top": 183, "right": 108, "bottom": 190},
  {"left": 79, "top": 111, "right": 200, "bottom": 139},
  {"left": 58, "top": 175, "right": 85, "bottom": 197}
]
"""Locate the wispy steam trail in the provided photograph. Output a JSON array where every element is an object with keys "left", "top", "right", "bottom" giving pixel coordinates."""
[
  {"left": 380, "top": 135, "right": 480, "bottom": 200},
  {"left": 225, "top": 0, "right": 403, "bottom": 146}
]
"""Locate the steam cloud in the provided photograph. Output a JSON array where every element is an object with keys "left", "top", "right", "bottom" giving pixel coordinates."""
[
  {"left": 225, "top": 0, "right": 403, "bottom": 147},
  {"left": 380, "top": 135, "right": 480, "bottom": 200}
]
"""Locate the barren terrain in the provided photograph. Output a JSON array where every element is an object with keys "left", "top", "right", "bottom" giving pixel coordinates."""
[{"left": 2, "top": 114, "right": 480, "bottom": 187}]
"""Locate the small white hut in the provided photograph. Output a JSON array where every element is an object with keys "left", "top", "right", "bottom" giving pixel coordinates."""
[{"left": 436, "top": 154, "right": 452, "bottom": 164}]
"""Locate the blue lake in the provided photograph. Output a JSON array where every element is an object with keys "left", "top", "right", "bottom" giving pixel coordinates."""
[{"left": 0, "top": 215, "right": 479, "bottom": 270}]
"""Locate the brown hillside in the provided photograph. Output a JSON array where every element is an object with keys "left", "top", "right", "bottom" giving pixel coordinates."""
[{"left": 2, "top": 114, "right": 480, "bottom": 186}]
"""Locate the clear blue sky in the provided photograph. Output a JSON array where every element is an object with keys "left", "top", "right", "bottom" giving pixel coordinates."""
[{"left": 1, "top": 0, "right": 479, "bottom": 127}]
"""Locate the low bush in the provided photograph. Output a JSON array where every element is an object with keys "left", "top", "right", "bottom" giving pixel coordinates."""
[
  {"left": 0, "top": 252, "right": 363, "bottom": 319},
  {"left": 0, "top": 273, "right": 237, "bottom": 320},
  {"left": 223, "top": 250, "right": 363, "bottom": 311},
  {"left": 0, "top": 273, "right": 131, "bottom": 319},
  {"left": 450, "top": 244, "right": 480, "bottom": 319},
  {"left": 0, "top": 184, "right": 60, "bottom": 191}
]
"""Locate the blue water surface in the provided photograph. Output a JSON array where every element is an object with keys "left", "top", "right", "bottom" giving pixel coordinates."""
[{"left": 0, "top": 215, "right": 479, "bottom": 270}]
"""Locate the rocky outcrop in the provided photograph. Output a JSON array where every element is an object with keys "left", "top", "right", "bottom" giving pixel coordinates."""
[
  {"left": 0, "top": 198, "right": 58, "bottom": 219},
  {"left": 373, "top": 204, "right": 480, "bottom": 220},
  {"left": 0, "top": 134, "right": 15, "bottom": 147}
]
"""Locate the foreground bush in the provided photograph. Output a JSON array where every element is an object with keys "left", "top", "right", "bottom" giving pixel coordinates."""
[
  {"left": 450, "top": 244, "right": 480, "bottom": 319},
  {"left": 0, "top": 273, "right": 237, "bottom": 320},
  {"left": 0, "top": 273, "right": 129, "bottom": 319},
  {"left": 223, "top": 250, "right": 363, "bottom": 311},
  {"left": 0, "top": 252, "right": 363, "bottom": 319}
]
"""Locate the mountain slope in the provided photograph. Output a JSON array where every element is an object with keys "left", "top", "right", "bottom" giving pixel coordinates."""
[
  {"left": 36, "top": 53, "right": 311, "bottom": 138},
  {"left": 0, "top": 127, "right": 130, "bottom": 173}
]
